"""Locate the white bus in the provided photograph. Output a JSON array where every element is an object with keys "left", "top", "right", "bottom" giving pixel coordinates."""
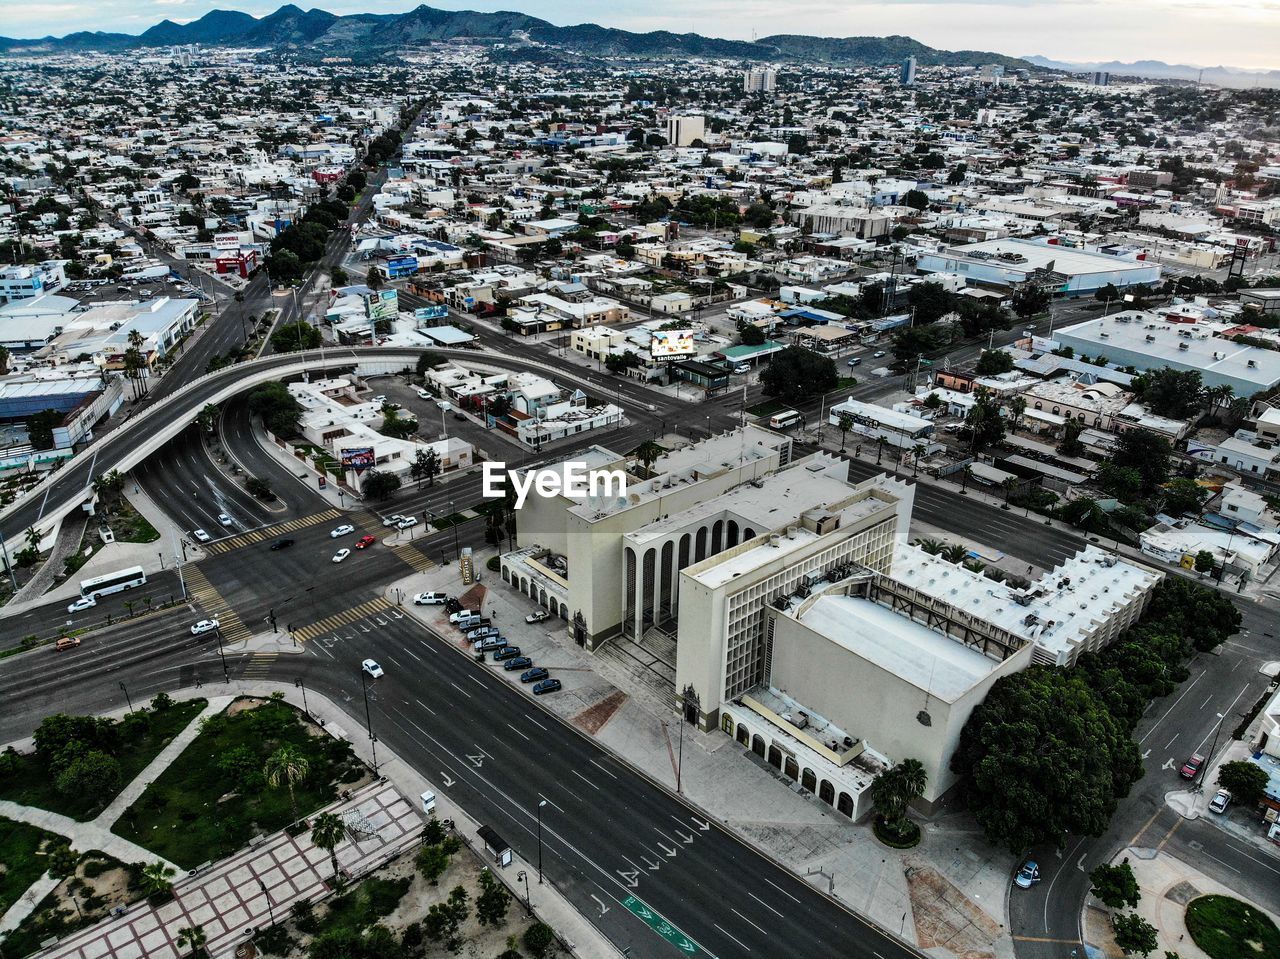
[
  {"left": 80, "top": 566, "right": 147, "bottom": 600},
  {"left": 769, "top": 410, "right": 802, "bottom": 430}
]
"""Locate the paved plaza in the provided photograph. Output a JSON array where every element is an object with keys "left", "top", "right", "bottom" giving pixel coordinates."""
[{"left": 35, "top": 782, "right": 421, "bottom": 959}]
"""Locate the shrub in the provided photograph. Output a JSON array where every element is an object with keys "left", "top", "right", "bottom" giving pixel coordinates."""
[{"left": 523, "top": 921, "right": 555, "bottom": 958}]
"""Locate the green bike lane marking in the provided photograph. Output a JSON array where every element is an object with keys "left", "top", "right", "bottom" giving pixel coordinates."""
[{"left": 622, "top": 894, "right": 717, "bottom": 957}]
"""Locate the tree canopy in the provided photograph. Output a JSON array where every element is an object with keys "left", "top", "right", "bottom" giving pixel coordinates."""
[{"left": 760, "top": 346, "right": 838, "bottom": 403}]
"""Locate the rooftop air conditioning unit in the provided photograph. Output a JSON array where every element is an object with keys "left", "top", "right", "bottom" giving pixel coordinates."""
[
  {"left": 1248, "top": 360, "right": 1258, "bottom": 368},
  {"left": 1145, "top": 335, "right": 1155, "bottom": 342},
  {"left": 1178, "top": 342, "right": 1189, "bottom": 350}
]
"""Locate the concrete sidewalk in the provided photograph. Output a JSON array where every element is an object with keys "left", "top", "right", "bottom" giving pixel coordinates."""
[{"left": 0, "top": 801, "right": 176, "bottom": 873}]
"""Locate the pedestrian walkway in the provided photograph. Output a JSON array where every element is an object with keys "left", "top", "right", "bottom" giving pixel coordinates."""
[
  {"left": 203, "top": 508, "right": 341, "bottom": 554},
  {"left": 11, "top": 513, "right": 88, "bottom": 606},
  {"left": 290, "top": 596, "right": 393, "bottom": 642},
  {"left": 240, "top": 651, "right": 278, "bottom": 679},
  {"left": 386, "top": 541, "right": 435, "bottom": 573},
  {"left": 182, "top": 567, "right": 251, "bottom": 644}
]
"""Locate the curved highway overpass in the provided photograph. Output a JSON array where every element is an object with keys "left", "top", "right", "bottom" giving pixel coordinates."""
[{"left": 1, "top": 346, "right": 675, "bottom": 542}]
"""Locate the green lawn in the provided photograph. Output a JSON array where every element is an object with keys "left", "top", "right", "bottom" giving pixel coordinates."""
[
  {"left": 3, "top": 851, "right": 140, "bottom": 959},
  {"left": 0, "top": 818, "right": 61, "bottom": 915},
  {"left": 0, "top": 699, "right": 207, "bottom": 821},
  {"left": 1185, "top": 895, "right": 1280, "bottom": 959},
  {"left": 320, "top": 877, "right": 410, "bottom": 935},
  {"left": 113, "top": 699, "right": 361, "bottom": 869}
]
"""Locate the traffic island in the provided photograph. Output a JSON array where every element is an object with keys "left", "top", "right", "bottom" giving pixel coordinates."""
[
  {"left": 1185, "top": 895, "right": 1280, "bottom": 959},
  {"left": 873, "top": 816, "right": 922, "bottom": 849}
]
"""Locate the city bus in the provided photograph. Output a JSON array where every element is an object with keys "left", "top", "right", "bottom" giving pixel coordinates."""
[
  {"left": 79, "top": 566, "right": 147, "bottom": 601},
  {"left": 769, "top": 410, "right": 803, "bottom": 430}
]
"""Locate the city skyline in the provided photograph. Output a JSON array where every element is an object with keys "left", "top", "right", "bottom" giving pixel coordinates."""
[{"left": 4, "top": 0, "right": 1280, "bottom": 71}]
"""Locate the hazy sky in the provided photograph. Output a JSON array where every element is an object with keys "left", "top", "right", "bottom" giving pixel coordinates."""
[{"left": 5, "top": 0, "right": 1279, "bottom": 70}]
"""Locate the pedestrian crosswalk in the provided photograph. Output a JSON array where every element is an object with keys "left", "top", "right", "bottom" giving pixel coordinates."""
[
  {"left": 184, "top": 566, "right": 253, "bottom": 644},
  {"left": 291, "top": 596, "right": 394, "bottom": 643},
  {"left": 204, "top": 508, "right": 342, "bottom": 554},
  {"left": 241, "top": 652, "right": 277, "bottom": 679},
  {"left": 389, "top": 542, "right": 435, "bottom": 573}
]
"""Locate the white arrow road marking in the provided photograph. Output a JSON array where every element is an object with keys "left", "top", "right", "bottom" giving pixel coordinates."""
[
  {"left": 1141, "top": 749, "right": 1151, "bottom": 759},
  {"left": 441, "top": 772, "right": 455, "bottom": 787},
  {"left": 591, "top": 895, "right": 610, "bottom": 916},
  {"left": 642, "top": 856, "right": 661, "bottom": 871},
  {"left": 657, "top": 842, "right": 678, "bottom": 858},
  {"left": 691, "top": 817, "right": 710, "bottom": 831},
  {"left": 1162, "top": 758, "right": 1177, "bottom": 771},
  {"left": 467, "top": 754, "right": 484, "bottom": 768},
  {"left": 676, "top": 830, "right": 694, "bottom": 844},
  {"left": 617, "top": 870, "right": 639, "bottom": 888},
  {"left": 1076, "top": 854, "right": 1087, "bottom": 872}
]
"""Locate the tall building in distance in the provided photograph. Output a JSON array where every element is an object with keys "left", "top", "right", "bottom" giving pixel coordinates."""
[
  {"left": 743, "top": 67, "right": 777, "bottom": 93},
  {"left": 900, "top": 56, "right": 917, "bottom": 86},
  {"left": 665, "top": 115, "right": 706, "bottom": 147},
  {"left": 976, "top": 64, "right": 1005, "bottom": 85},
  {"left": 1090, "top": 70, "right": 1111, "bottom": 86}
]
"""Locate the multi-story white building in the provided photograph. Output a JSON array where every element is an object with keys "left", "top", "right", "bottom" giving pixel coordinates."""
[
  {"left": 0, "top": 260, "right": 68, "bottom": 304},
  {"left": 743, "top": 68, "right": 777, "bottom": 93},
  {"left": 666, "top": 116, "right": 706, "bottom": 148}
]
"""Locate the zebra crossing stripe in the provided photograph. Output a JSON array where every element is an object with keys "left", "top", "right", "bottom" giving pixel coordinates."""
[
  {"left": 291, "top": 597, "right": 392, "bottom": 642},
  {"left": 206, "top": 508, "right": 343, "bottom": 554}
]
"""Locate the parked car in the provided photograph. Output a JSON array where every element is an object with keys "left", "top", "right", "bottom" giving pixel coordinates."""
[
  {"left": 382, "top": 514, "right": 405, "bottom": 527},
  {"left": 397, "top": 516, "right": 419, "bottom": 530},
  {"left": 1209, "top": 789, "right": 1232, "bottom": 814},
  {"left": 733, "top": 364, "right": 750, "bottom": 375},
  {"left": 362, "top": 659, "right": 383, "bottom": 678},
  {"left": 520, "top": 667, "right": 549, "bottom": 684},
  {"left": 448, "top": 608, "right": 475, "bottom": 624},
  {"left": 415, "top": 388, "right": 431, "bottom": 400},
  {"left": 465, "top": 626, "right": 499, "bottom": 641},
  {"left": 370, "top": 394, "right": 386, "bottom": 404},
  {"left": 192, "top": 528, "right": 211, "bottom": 543},
  {"left": 445, "top": 598, "right": 463, "bottom": 614},
  {"left": 355, "top": 535, "right": 377, "bottom": 549},
  {"left": 67, "top": 596, "right": 97, "bottom": 613},
  {"left": 218, "top": 512, "right": 233, "bottom": 526},
  {"left": 330, "top": 524, "right": 355, "bottom": 538},
  {"left": 503, "top": 656, "right": 533, "bottom": 671},
  {"left": 1014, "top": 861, "right": 1041, "bottom": 889},
  {"left": 493, "top": 645, "right": 522, "bottom": 662},
  {"left": 332, "top": 548, "right": 351, "bottom": 564},
  {"left": 1180, "top": 753, "right": 1205, "bottom": 779},
  {"left": 190, "top": 619, "right": 220, "bottom": 635},
  {"left": 269, "top": 538, "right": 295, "bottom": 551},
  {"left": 55, "top": 637, "right": 81, "bottom": 651},
  {"left": 532, "top": 678, "right": 563, "bottom": 695},
  {"left": 414, "top": 591, "right": 447, "bottom": 605},
  {"left": 476, "top": 636, "right": 506, "bottom": 652},
  {"left": 526, "top": 610, "right": 550, "bottom": 624}
]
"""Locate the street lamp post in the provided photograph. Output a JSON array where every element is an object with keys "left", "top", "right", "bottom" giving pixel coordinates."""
[
  {"left": 119, "top": 681, "right": 134, "bottom": 714},
  {"left": 360, "top": 669, "right": 380, "bottom": 776},
  {"left": 294, "top": 678, "right": 309, "bottom": 717},
  {"left": 214, "top": 625, "right": 229, "bottom": 683},
  {"left": 536, "top": 799, "right": 547, "bottom": 884},
  {"left": 258, "top": 878, "right": 275, "bottom": 928},
  {"left": 517, "top": 870, "right": 531, "bottom": 914},
  {"left": 449, "top": 501, "right": 460, "bottom": 560},
  {"left": 1197, "top": 712, "right": 1227, "bottom": 791}
]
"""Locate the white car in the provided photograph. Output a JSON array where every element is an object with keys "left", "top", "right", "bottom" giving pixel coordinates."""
[
  {"left": 362, "top": 658, "right": 384, "bottom": 678},
  {"left": 68, "top": 596, "right": 97, "bottom": 613},
  {"left": 192, "top": 528, "right": 211, "bottom": 543},
  {"left": 382, "top": 514, "right": 404, "bottom": 527},
  {"left": 396, "top": 516, "right": 419, "bottom": 530},
  {"left": 414, "top": 592, "right": 447, "bottom": 605},
  {"left": 415, "top": 388, "right": 431, "bottom": 399},
  {"left": 1209, "top": 788, "right": 1232, "bottom": 814},
  {"left": 190, "top": 619, "right": 219, "bottom": 635},
  {"left": 330, "top": 524, "right": 355, "bottom": 538},
  {"left": 218, "top": 512, "right": 233, "bottom": 527},
  {"left": 873, "top": 350, "right": 887, "bottom": 359},
  {"left": 332, "top": 548, "right": 351, "bottom": 564},
  {"left": 370, "top": 394, "right": 386, "bottom": 404},
  {"left": 526, "top": 610, "right": 550, "bottom": 624}
]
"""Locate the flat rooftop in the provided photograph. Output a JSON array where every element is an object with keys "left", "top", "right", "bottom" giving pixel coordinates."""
[{"left": 797, "top": 594, "right": 1000, "bottom": 702}]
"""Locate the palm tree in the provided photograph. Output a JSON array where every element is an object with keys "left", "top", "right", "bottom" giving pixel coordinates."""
[
  {"left": 127, "top": 330, "right": 148, "bottom": 396},
  {"left": 140, "top": 862, "right": 175, "bottom": 899},
  {"left": 310, "top": 812, "right": 346, "bottom": 884},
  {"left": 1002, "top": 476, "right": 1019, "bottom": 509},
  {"left": 634, "top": 440, "right": 663, "bottom": 475},
  {"left": 1007, "top": 396, "right": 1027, "bottom": 433},
  {"left": 23, "top": 526, "right": 40, "bottom": 553},
  {"left": 911, "top": 443, "right": 927, "bottom": 478},
  {"left": 176, "top": 925, "right": 206, "bottom": 958},
  {"left": 894, "top": 759, "right": 928, "bottom": 821},
  {"left": 837, "top": 413, "right": 854, "bottom": 452},
  {"left": 941, "top": 543, "right": 970, "bottom": 564},
  {"left": 264, "top": 745, "right": 310, "bottom": 825},
  {"left": 197, "top": 404, "right": 220, "bottom": 434},
  {"left": 915, "top": 538, "right": 946, "bottom": 555}
]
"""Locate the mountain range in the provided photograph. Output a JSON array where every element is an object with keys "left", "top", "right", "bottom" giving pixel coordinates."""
[
  {"left": 1024, "top": 54, "right": 1280, "bottom": 89},
  {"left": 0, "top": 3, "right": 1028, "bottom": 68}
]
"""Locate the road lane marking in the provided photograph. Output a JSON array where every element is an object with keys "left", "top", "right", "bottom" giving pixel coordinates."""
[
  {"left": 746, "top": 892, "right": 783, "bottom": 919},
  {"left": 759, "top": 876, "right": 802, "bottom": 904},
  {"left": 449, "top": 681, "right": 472, "bottom": 699},
  {"left": 538, "top": 793, "right": 565, "bottom": 813},
  {"left": 730, "top": 908, "right": 768, "bottom": 936},
  {"left": 570, "top": 769, "right": 600, "bottom": 791},
  {"left": 713, "top": 923, "right": 749, "bottom": 951},
  {"left": 1138, "top": 671, "right": 1204, "bottom": 743},
  {"left": 402, "top": 648, "right": 423, "bottom": 662},
  {"left": 526, "top": 714, "right": 548, "bottom": 731},
  {"left": 414, "top": 698, "right": 436, "bottom": 716},
  {"left": 1165, "top": 734, "right": 1179, "bottom": 749},
  {"left": 505, "top": 723, "right": 531, "bottom": 742},
  {"left": 589, "top": 758, "right": 618, "bottom": 780},
  {"left": 468, "top": 673, "right": 487, "bottom": 688}
]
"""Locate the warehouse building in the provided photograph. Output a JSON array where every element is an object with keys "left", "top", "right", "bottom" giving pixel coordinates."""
[{"left": 915, "top": 238, "right": 1161, "bottom": 295}]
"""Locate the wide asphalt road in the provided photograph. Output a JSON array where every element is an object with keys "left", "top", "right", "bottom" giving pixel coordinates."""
[{"left": 0, "top": 596, "right": 921, "bottom": 959}]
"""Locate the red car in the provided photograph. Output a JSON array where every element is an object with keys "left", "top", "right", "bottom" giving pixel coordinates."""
[
  {"left": 355, "top": 535, "right": 377, "bottom": 549},
  {"left": 1180, "top": 753, "right": 1205, "bottom": 779}
]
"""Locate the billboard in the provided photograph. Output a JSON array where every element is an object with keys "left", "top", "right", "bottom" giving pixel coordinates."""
[
  {"left": 414, "top": 305, "right": 449, "bottom": 323},
  {"left": 341, "top": 447, "right": 376, "bottom": 472},
  {"left": 649, "top": 328, "right": 696, "bottom": 360},
  {"left": 367, "top": 288, "right": 398, "bottom": 322},
  {"left": 214, "top": 233, "right": 242, "bottom": 251}
]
